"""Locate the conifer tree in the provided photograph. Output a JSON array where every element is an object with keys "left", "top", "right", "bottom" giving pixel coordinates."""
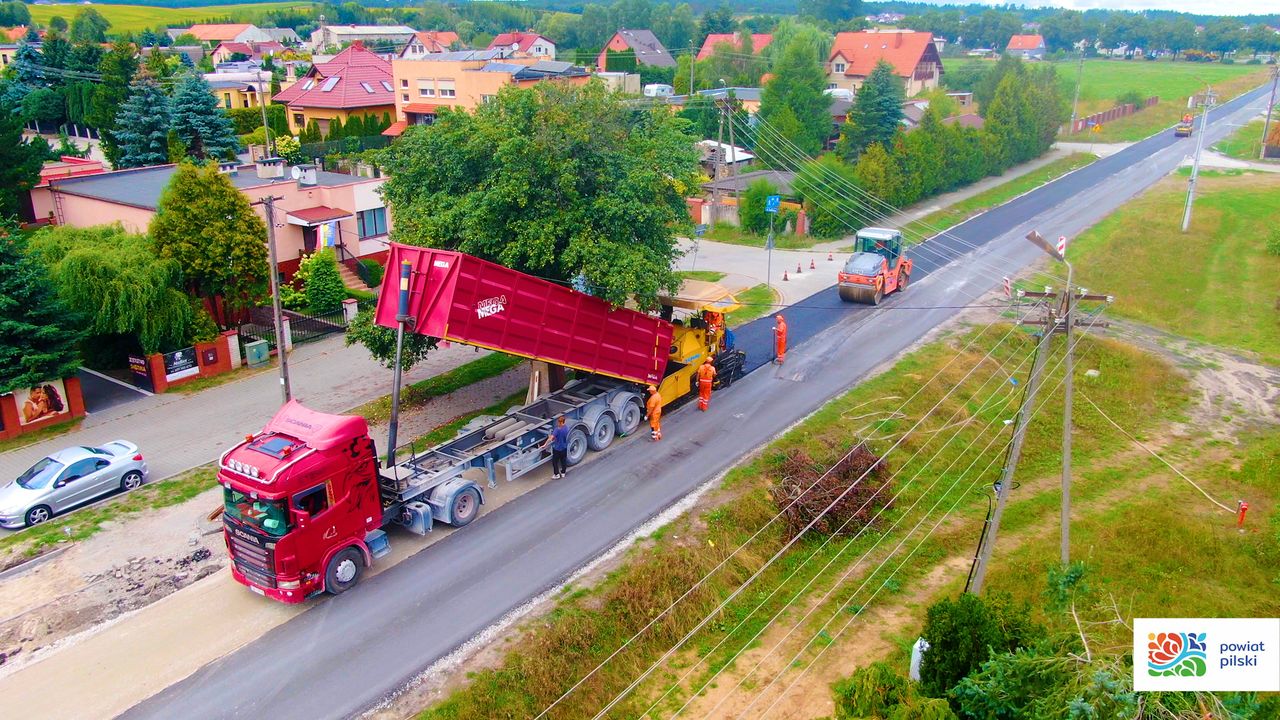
[
  {"left": 0, "top": 220, "right": 83, "bottom": 392},
  {"left": 114, "top": 72, "right": 172, "bottom": 169},
  {"left": 170, "top": 74, "right": 239, "bottom": 161},
  {"left": 839, "top": 60, "right": 905, "bottom": 161}
]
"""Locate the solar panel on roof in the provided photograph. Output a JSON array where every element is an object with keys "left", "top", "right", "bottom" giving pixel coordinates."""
[{"left": 321, "top": 76, "right": 340, "bottom": 92}]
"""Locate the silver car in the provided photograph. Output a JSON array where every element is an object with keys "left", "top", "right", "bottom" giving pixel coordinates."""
[{"left": 0, "top": 442, "right": 149, "bottom": 528}]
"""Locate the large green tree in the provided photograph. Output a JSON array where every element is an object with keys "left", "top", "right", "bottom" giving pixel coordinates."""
[
  {"left": 792, "top": 154, "right": 866, "bottom": 238},
  {"left": 0, "top": 220, "right": 83, "bottom": 393},
  {"left": 150, "top": 163, "right": 270, "bottom": 322},
  {"left": 170, "top": 74, "right": 239, "bottom": 161},
  {"left": 838, "top": 60, "right": 905, "bottom": 161},
  {"left": 379, "top": 82, "right": 701, "bottom": 309},
  {"left": 798, "top": 0, "right": 862, "bottom": 24},
  {"left": 69, "top": 7, "right": 111, "bottom": 45},
  {"left": 88, "top": 41, "right": 139, "bottom": 168},
  {"left": 26, "top": 224, "right": 201, "bottom": 354},
  {"left": 114, "top": 73, "right": 172, "bottom": 169},
  {"left": 0, "top": 110, "right": 44, "bottom": 219},
  {"left": 759, "top": 36, "right": 832, "bottom": 156}
]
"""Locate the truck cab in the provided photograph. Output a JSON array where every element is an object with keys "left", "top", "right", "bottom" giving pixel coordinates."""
[
  {"left": 838, "top": 228, "right": 912, "bottom": 304},
  {"left": 219, "top": 401, "right": 381, "bottom": 602}
]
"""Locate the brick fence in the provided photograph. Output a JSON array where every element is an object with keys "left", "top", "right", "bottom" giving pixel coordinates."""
[{"left": 1065, "top": 97, "right": 1159, "bottom": 134}]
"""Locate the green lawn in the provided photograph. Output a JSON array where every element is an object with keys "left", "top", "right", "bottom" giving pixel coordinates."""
[
  {"left": 676, "top": 270, "right": 726, "bottom": 282},
  {"left": 899, "top": 153, "right": 1097, "bottom": 242},
  {"left": 703, "top": 222, "right": 819, "bottom": 250},
  {"left": 725, "top": 283, "right": 778, "bottom": 327},
  {"left": 1213, "top": 117, "right": 1272, "bottom": 161},
  {"left": 29, "top": 2, "right": 315, "bottom": 33},
  {"left": 1066, "top": 173, "right": 1280, "bottom": 364}
]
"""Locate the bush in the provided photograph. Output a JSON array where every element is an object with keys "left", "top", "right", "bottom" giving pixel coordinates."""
[
  {"left": 185, "top": 300, "right": 220, "bottom": 345},
  {"left": 300, "top": 249, "right": 346, "bottom": 314},
  {"left": 357, "top": 258, "right": 385, "bottom": 288},
  {"left": 739, "top": 178, "right": 778, "bottom": 235},
  {"left": 1115, "top": 90, "right": 1145, "bottom": 109},
  {"left": 833, "top": 661, "right": 909, "bottom": 718},
  {"left": 1246, "top": 58, "right": 1261, "bottom": 65},
  {"left": 1222, "top": 57, "right": 1235, "bottom": 65},
  {"left": 918, "top": 592, "right": 1043, "bottom": 698}
]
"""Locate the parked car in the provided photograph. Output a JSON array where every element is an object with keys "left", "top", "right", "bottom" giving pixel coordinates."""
[{"left": 0, "top": 442, "right": 148, "bottom": 528}]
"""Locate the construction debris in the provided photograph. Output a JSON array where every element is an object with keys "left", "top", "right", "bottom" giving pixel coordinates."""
[{"left": 770, "top": 444, "right": 893, "bottom": 540}]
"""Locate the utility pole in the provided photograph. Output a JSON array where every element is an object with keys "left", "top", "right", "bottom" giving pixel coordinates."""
[
  {"left": 711, "top": 104, "right": 725, "bottom": 225},
  {"left": 386, "top": 259, "right": 414, "bottom": 468},
  {"left": 689, "top": 40, "right": 697, "bottom": 97},
  {"left": 255, "top": 195, "right": 292, "bottom": 403},
  {"left": 1261, "top": 65, "right": 1278, "bottom": 161},
  {"left": 1181, "top": 86, "right": 1215, "bottom": 233},
  {"left": 256, "top": 73, "right": 275, "bottom": 158},
  {"left": 1069, "top": 44, "right": 1085, "bottom": 132},
  {"left": 724, "top": 96, "right": 737, "bottom": 182}
]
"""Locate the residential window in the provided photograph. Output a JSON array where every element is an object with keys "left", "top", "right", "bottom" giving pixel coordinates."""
[
  {"left": 481, "top": 95, "right": 496, "bottom": 104},
  {"left": 827, "top": 83, "right": 837, "bottom": 89},
  {"left": 418, "top": 79, "right": 435, "bottom": 97},
  {"left": 223, "top": 93, "right": 232, "bottom": 108},
  {"left": 437, "top": 79, "right": 455, "bottom": 98},
  {"left": 400, "top": 78, "right": 408, "bottom": 88},
  {"left": 293, "top": 113, "right": 304, "bottom": 128},
  {"left": 357, "top": 207, "right": 388, "bottom": 239},
  {"left": 834, "top": 63, "right": 845, "bottom": 73},
  {"left": 402, "top": 93, "right": 409, "bottom": 102}
]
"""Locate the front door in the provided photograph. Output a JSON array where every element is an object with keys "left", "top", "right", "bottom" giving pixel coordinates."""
[{"left": 302, "top": 226, "right": 318, "bottom": 255}]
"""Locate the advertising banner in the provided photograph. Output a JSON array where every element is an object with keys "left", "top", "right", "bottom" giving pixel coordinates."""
[
  {"left": 14, "top": 379, "right": 69, "bottom": 426},
  {"left": 163, "top": 347, "right": 200, "bottom": 382}
]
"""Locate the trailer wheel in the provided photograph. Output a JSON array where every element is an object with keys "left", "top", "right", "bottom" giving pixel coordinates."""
[
  {"left": 447, "top": 486, "right": 481, "bottom": 527},
  {"left": 325, "top": 547, "right": 363, "bottom": 595},
  {"left": 589, "top": 415, "right": 616, "bottom": 451},
  {"left": 616, "top": 400, "right": 643, "bottom": 435},
  {"left": 565, "top": 428, "right": 589, "bottom": 466}
]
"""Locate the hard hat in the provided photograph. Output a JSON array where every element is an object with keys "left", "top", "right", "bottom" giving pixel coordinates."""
[
  {"left": 775, "top": 314, "right": 784, "bottom": 321},
  {"left": 647, "top": 384, "right": 657, "bottom": 392}
]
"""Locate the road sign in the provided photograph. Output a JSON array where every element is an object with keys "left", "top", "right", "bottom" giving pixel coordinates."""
[
  {"left": 765, "top": 195, "right": 780, "bottom": 214},
  {"left": 1091, "top": 123, "right": 1102, "bottom": 133},
  {"left": 694, "top": 223, "right": 707, "bottom": 237}
]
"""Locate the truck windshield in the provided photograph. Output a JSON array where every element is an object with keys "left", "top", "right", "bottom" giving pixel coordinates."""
[{"left": 223, "top": 487, "right": 289, "bottom": 537}]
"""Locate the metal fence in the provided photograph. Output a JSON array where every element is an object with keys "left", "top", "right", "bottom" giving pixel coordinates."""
[
  {"left": 300, "top": 135, "right": 390, "bottom": 160},
  {"left": 238, "top": 305, "right": 352, "bottom": 351}
]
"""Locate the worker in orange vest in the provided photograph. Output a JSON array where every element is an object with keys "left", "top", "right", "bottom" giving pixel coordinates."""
[
  {"left": 645, "top": 385, "right": 663, "bottom": 441},
  {"left": 773, "top": 314, "right": 788, "bottom": 364},
  {"left": 696, "top": 356, "right": 717, "bottom": 411}
]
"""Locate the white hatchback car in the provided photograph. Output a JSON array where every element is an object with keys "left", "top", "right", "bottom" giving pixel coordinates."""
[{"left": 0, "top": 442, "right": 148, "bottom": 528}]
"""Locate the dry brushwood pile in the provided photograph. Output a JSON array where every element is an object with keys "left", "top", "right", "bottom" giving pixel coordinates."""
[{"left": 769, "top": 444, "right": 893, "bottom": 539}]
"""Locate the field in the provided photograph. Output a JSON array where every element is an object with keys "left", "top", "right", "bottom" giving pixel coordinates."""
[
  {"left": 950, "top": 58, "right": 1271, "bottom": 142},
  {"left": 1065, "top": 172, "right": 1280, "bottom": 364},
  {"left": 1213, "top": 117, "right": 1272, "bottom": 160},
  {"left": 28, "top": 2, "right": 315, "bottom": 33}
]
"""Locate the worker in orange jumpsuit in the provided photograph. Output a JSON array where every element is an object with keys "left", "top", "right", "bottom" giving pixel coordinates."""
[
  {"left": 645, "top": 385, "right": 663, "bottom": 441},
  {"left": 703, "top": 311, "right": 724, "bottom": 352},
  {"left": 773, "top": 314, "right": 788, "bottom": 364},
  {"left": 696, "top": 356, "right": 717, "bottom": 411}
]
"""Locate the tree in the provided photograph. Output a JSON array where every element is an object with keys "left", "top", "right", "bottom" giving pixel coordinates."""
[
  {"left": 798, "top": 0, "right": 862, "bottom": 25},
  {"left": 40, "top": 32, "right": 71, "bottom": 74},
  {"left": 150, "top": 163, "right": 270, "bottom": 322},
  {"left": 918, "top": 592, "right": 1041, "bottom": 698},
  {"left": 88, "top": 41, "right": 139, "bottom": 168},
  {"left": 345, "top": 309, "right": 438, "bottom": 371},
  {"left": 379, "top": 82, "right": 701, "bottom": 309},
  {"left": 699, "top": 3, "right": 734, "bottom": 37},
  {"left": 49, "top": 15, "right": 69, "bottom": 33},
  {"left": 114, "top": 73, "right": 172, "bottom": 169},
  {"left": 973, "top": 54, "right": 1025, "bottom": 117},
  {"left": 0, "top": 1, "right": 31, "bottom": 27},
  {"left": 738, "top": 178, "right": 777, "bottom": 235},
  {"left": 301, "top": 249, "right": 346, "bottom": 314},
  {"left": 851, "top": 141, "right": 903, "bottom": 209},
  {"left": 838, "top": 60, "right": 904, "bottom": 161},
  {"left": 0, "top": 111, "right": 44, "bottom": 219},
  {"left": 792, "top": 155, "right": 865, "bottom": 238},
  {"left": 760, "top": 36, "right": 832, "bottom": 156},
  {"left": 170, "top": 74, "right": 240, "bottom": 161},
  {"left": 26, "top": 224, "right": 199, "bottom": 354},
  {"left": 69, "top": 7, "right": 111, "bottom": 44},
  {"left": 0, "top": 220, "right": 83, "bottom": 394},
  {"left": 22, "top": 88, "right": 66, "bottom": 126},
  {"left": 12, "top": 41, "right": 43, "bottom": 86}
]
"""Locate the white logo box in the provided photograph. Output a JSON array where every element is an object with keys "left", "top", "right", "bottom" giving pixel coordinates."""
[{"left": 1134, "top": 618, "right": 1280, "bottom": 692}]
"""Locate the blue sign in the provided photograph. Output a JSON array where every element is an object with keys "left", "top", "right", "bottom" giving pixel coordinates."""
[
  {"left": 694, "top": 223, "right": 708, "bottom": 237},
  {"left": 765, "top": 195, "right": 781, "bottom": 214}
]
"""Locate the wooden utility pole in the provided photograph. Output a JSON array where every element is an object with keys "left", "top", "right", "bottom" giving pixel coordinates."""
[
  {"left": 1181, "top": 87, "right": 1216, "bottom": 233},
  {"left": 1261, "top": 65, "right": 1278, "bottom": 161},
  {"left": 724, "top": 97, "right": 737, "bottom": 182},
  {"left": 711, "top": 105, "right": 725, "bottom": 225},
  {"left": 1069, "top": 45, "right": 1085, "bottom": 132}
]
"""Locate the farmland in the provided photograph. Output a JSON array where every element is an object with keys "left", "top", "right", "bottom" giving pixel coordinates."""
[{"left": 27, "top": 2, "right": 315, "bottom": 33}]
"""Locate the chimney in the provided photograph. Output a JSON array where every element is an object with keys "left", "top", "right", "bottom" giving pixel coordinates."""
[
  {"left": 218, "top": 161, "right": 239, "bottom": 175},
  {"left": 894, "top": 32, "right": 902, "bottom": 48},
  {"left": 256, "top": 156, "right": 285, "bottom": 179},
  {"left": 295, "top": 163, "right": 318, "bottom": 187},
  {"left": 286, "top": 62, "right": 296, "bottom": 82}
]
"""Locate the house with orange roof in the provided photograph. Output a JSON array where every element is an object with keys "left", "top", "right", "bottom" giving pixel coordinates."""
[
  {"left": 167, "top": 23, "right": 273, "bottom": 46},
  {"left": 696, "top": 33, "right": 772, "bottom": 62},
  {"left": 826, "top": 30, "right": 943, "bottom": 97},
  {"left": 3, "top": 26, "right": 42, "bottom": 42},
  {"left": 399, "top": 31, "right": 462, "bottom": 59},
  {"left": 487, "top": 31, "right": 556, "bottom": 60},
  {"left": 211, "top": 40, "right": 286, "bottom": 65},
  {"left": 273, "top": 43, "right": 397, "bottom": 136},
  {"left": 1005, "top": 34, "right": 1046, "bottom": 60}
]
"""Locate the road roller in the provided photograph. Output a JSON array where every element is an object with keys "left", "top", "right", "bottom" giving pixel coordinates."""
[{"left": 837, "top": 227, "right": 912, "bottom": 305}]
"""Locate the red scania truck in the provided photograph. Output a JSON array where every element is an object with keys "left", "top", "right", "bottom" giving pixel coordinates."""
[{"left": 218, "top": 245, "right": 744, "bottom": 601}]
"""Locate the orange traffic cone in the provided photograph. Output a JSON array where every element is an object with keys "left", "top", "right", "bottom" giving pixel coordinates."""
[
  {"left": 796, "top": 263, "right": 802, "bottom": 274},
  {"left": 827, "top": 252, "right": 833, "bottom": 261},
  {"left": 782, "top": 270, "right": 789, "bottom": 281},
  {"left": 809, "top": 259, "right": 816, "bottom": 270}
]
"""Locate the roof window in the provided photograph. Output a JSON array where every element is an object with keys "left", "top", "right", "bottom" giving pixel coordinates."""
[
  {"left": 321, "top": 76, "right": 340, "bottom": 92},
  {"left": 360, "top": 81, "right": 374, "bottom": 93}
]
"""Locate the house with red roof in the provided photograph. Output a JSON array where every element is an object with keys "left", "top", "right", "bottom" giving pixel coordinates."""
[
  {"left": 273, "top": 43, "right": 396, "bottom": 136},
  {"left": 826, "top": 30, "right": 943, "bottom": 97},
  {"left": 167, "top": 23, "right": 273, "bottom": 45},
  {"left": 399, "top": 31, "right": 462, "bottom": 59},
  {"left": 211, "top": 40, "right": 286, "bottom": 65},
  {"left": 2, "top": 26, "right": 43, "bottom": 42},
  {"left": 596, "top": 29, "right": 676, "bottom": 70},
  {"left": 1005, "top": 34, "right": 1046, "bottom": 60},
  {"left": 487, "top": 31, "right": 556, "bottom": 60},
  {"left": 696, "top": 33, "right": 773, "bottom": 62}
]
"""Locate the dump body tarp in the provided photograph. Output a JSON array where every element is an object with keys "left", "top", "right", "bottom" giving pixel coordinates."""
[{"left": 374, "top": 244, "right": 672, "bottom": 385}]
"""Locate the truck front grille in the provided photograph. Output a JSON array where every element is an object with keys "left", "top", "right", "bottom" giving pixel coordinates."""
[{"left": 228, "top": 529, "right": 277, "bottom": 589}]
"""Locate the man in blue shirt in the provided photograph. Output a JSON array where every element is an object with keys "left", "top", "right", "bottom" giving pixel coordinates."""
[{"left": 543, "top": 415, "right": 571, "bottom": 479}]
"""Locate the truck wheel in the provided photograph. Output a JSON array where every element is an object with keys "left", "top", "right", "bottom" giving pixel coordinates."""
[
  {"left": 616, "top": 400, "right": 642, "bottom": 435},
  {"left": 589, "top": 415, "right": 616, "bottom": 451},
  {"left": 325, "top": 547, "right": 363, "bottom": 595},
  {"left": 565, "top": 428, "right": 589, "bottom": 466},
  {"left": 448, "top": 486, "right": 481, "bottom": 527}
]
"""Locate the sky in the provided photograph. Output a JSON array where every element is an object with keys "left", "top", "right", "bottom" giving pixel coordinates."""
[{"left": 914, "top": 0, "right": 1278, "bottom": 16}]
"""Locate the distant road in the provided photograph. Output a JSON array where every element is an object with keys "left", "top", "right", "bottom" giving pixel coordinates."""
[{"left": 122, "top": 84, "right": 1273, "bottom": 720}]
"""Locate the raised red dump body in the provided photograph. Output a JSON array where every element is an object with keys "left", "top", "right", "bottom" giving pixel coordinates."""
[{"left": 374, "top": 244, "right": 673, "bottom": 385}]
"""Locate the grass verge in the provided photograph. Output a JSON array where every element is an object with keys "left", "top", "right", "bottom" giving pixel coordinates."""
[
  {"left": 1212, "top": 117, "right": 1270, "bottom": 161},
  {"left": 1063, "top": 172, "right": 1280, "bottom": 364},
  {"left": 676, "top": 270, "right": 727, "bottom": 282},
  {"left": 0, "top": 418, "right": 82, "bottom": 454},
  {"left": 0, "top": 466, "right": 218, "bottom": 565},
  {"left": 726, "top": 284, "right": 779, "bottom": 327},
  {"left": 1078, "top": 65, "right": 1271, "bottom": 142},
  {"left": 703, "top": 223, "right": 819, "bottom": 251},
  {"left": 354, "top": 353, "right": 524, "bottom": 425},
  {"left": 899, "top": 153, "right": 1097, "bottom": 242},
  {"left": 416, "top": 324, "right": 1188, "bottom": 719}
]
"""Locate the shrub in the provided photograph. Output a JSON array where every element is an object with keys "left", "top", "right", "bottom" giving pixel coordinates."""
[
  {"left": 918, "top": 592, "right": 1043, "bottom": 698},
  {"left": 833, "top": 661, "right": 909, "bottom": 718},
  {"left": 1115, "top": 90, "right": 1145, "bottom": 109},
  {"left": 301, "top": 249, "right": 346, "bottom": 314},
  {"left": 739, "top": 178, "right": 778, "bottom": 235},
  {"left": 357, "top": 258, "right": 385, "bottom": 288},
  {"left": 185, "top": 300, "right": 220, "bottom": 345}
]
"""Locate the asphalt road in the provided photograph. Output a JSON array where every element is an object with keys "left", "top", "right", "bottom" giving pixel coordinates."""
[{"left": 122, "top": 85, "right": 1272, "bottom": 720}]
